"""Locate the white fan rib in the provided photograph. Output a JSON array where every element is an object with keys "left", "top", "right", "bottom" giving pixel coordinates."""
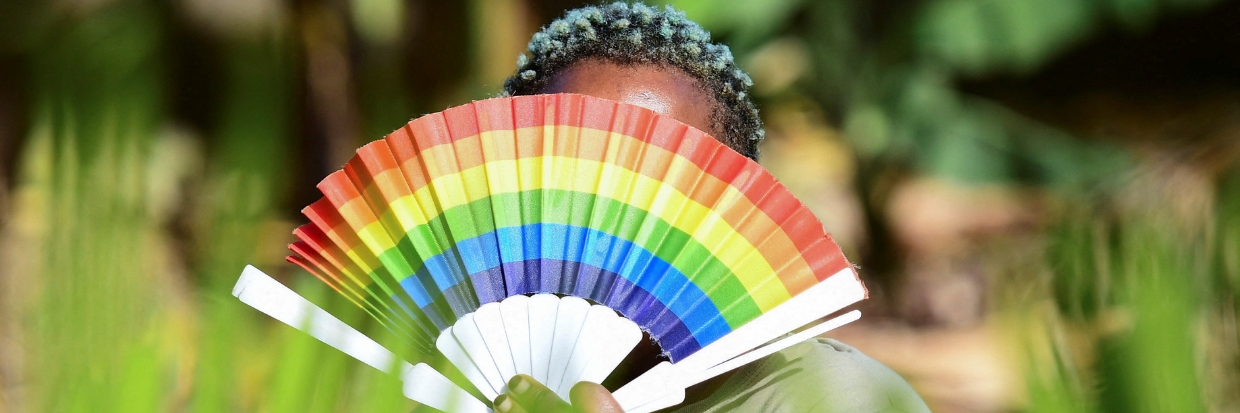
[
  {"left": 613, "top": 267, "right": 866, "bottom": 411},
  {"left": 452, "top": 313, "right": 507, "bottom": 398},
  {"left": 546, "top": 296, "right": 592, "bottom": 394},
  {"left": 695, "top": 310, "right": 861, "bottom": 383},
  {"left": 235, "top": 263, "right": 862, "bottom": 413},
  {"left": 499, "top": 295, "right": 533, "bottom": 376},
  {"left": 435, "top": 294, "right": 646, "bottom": 404},
  {"left": 577, "top": 312, "right": 643, "bottom": 385},
  {"left": 626, "top": 310, "right": 862, "bottom": 413},
  {"left": 527, "top": 294, "right": 560, "bottom": 384},
  {"left": 437, "top": 325, "right": 498, "bottom": 401},
  {"left": 232, "top": 266, "right": 487, "bottom": 413},
  {"left": 554, "top": 305, "right": 616, "bottom": 398},
  {"left": 473, "top": 303, "right": 517, "bottom": 392}
]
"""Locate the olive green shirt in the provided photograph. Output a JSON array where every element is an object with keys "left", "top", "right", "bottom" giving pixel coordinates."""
[
  {"left": 409, "top": 338, "right": 929, "bottom": 413},
  {"left": 668, "top": 338, "right": 930, "bottom": 413}
]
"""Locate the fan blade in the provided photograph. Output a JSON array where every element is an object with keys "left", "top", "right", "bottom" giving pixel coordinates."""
[
  {"left": 556, "top": 305, "right": 642, "bottom": 396},
  {"left": 437, "top": 325, "right": 499, "bottom": 400},
  {"left": 576, "top": 312, "right": 642, "bottom": 385},
  {"left": 629, "top": 392, "right": 684, "bottom": 413},
  {"left": 232, "top": 266, "right": 486, "bottom": 413},
  {"left": 554, "top": 304, "right": 615, "bottom": 397},
  {"left": 614, "top": 361, "right": 677, "bottom": 413},
  {"left": 694, "top": 310, "right": 861, "bottom": 383},
  {"left": 627, "top": 310, "right": 862, "bottom": 413},
  {"left": 678, "top": 268, "right": 864, "bottom": 372},
  {"left": 527, "top": 294, "right": 559, "bottom": 384},
  {"left": 400, "top": 363, "right": 492, "bottom": 413},
  {"left": 546, "top": 296, "right": 591, "bottom": 395},
  {"left": 499, "top": 295, "right": 533, "bottom": 377},
  {"left": 613, "top": 267, "right": 865, "bottom": 410},
  {"left": 233, "top": 265, "right": 401, "bottom": 372},
  {"left": 473, "top": 302, "right": 517, "bottom": 390},
  {"left": 451, "top": 313, "right": 507, "bottom": 398}
]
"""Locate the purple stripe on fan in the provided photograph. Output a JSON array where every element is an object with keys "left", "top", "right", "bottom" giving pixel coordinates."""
[{"left": 434, "top": 258, "right": 701, "bottom": 359}]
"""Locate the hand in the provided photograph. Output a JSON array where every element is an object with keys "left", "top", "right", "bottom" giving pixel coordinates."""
[{"left": 494, "top": 374, "right": 625, "bottom": 413}]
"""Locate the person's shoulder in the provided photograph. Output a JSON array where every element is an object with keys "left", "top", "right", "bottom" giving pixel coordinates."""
[
  {"left": 673, "top": 338, "right": 930, "bottom": 413},
  {"left": 763, "top": 338, "right": 931, "bottom": 413}
]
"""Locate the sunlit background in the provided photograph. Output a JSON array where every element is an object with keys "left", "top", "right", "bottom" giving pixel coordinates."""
[{"left": 0, "top": 0, "right": 1237, "bottom": 412}]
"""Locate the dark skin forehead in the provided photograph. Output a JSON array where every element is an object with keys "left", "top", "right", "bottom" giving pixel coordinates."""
[{"left": 539, "top": 58, "right": 723, "bottom": 140}]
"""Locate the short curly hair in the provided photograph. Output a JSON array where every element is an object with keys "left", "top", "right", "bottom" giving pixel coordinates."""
[{"left": 502, "top": 2, "right": 764, "bottom": 160}]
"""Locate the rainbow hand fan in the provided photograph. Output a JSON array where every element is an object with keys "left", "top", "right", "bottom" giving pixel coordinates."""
[{"left": 233, "top": 93, "right": 866, "bottom": 413}]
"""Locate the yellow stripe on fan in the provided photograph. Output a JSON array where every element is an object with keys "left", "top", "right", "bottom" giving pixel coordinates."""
[{"left": 424, "top": 156, "right": 790, "bottom": 310}]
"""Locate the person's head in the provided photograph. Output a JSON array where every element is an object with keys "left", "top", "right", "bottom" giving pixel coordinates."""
[{"left": 502, "top": 2, "right": 764, "bottom": 160}]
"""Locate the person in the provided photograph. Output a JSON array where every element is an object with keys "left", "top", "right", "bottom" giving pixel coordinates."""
[{"left": 425, "top": 3, "right": 931, "bottom": 413}]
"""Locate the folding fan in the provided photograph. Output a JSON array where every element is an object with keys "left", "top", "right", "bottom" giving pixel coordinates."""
[{"left": 233, "top": 93, "right": 867, "bottom": 413}]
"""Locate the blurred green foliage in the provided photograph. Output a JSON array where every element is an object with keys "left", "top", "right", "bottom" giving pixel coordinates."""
[
  {"left": 25, "top": 2, "right": 167, "bottom": 412},
  {"left": 0, "top": 0, "right": 1236, "bottom": 412}
]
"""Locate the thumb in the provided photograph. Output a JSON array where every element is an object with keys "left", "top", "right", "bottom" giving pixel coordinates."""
[{"left": 569, "top": 381, "right": 626, "bottom": 413}]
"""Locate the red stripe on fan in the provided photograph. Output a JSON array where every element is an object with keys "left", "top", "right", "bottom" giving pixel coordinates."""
[
  {"left": 405, "top": 110, "right": 454, "bottom": 154},
  {"left": 382, "top": 126, "right": 430, "bottom": 190},
  {"left": 443, "top": 100, "right": 482, "bottom": 142},
  {"left": 302, "top": 198, "right": 345, "bottom": 237},
  {"left": 302, "top": 198, "right": 371, "bottom": 270},
  {"left": 352, "top": 140, "right": 402, "bottom": 182},
  {"left": 290, "top": 242, "right": 348, "bottom": 289},
  {"left": 287, "top": 255, "right": 344, "bottom": 294},
  {"left": 293, "top": 224, "right": 360, "bottom": 283}
]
